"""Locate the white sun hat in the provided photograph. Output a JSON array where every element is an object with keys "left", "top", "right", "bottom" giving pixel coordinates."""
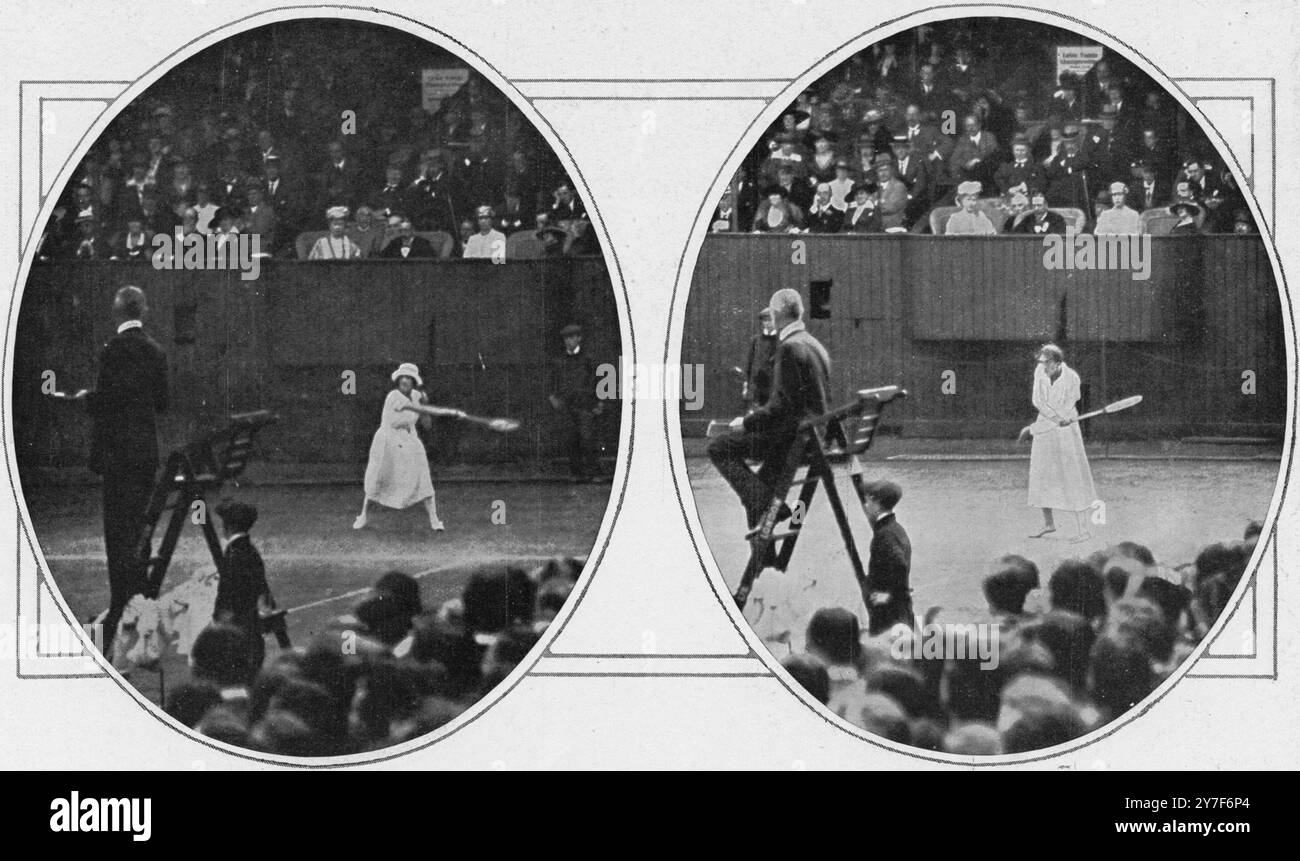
[{"left": 391, "top": 362, "right": 423, "bottom": 386}]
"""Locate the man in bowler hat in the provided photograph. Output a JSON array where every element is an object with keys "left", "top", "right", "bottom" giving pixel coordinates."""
[{"left": 549, "top": 323, "right": 603, "bottom": 481}]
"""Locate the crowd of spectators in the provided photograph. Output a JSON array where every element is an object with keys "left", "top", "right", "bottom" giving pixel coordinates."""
[
  {"left": 714, "top": 20, "right": 1259, "bottom": 237},
  {"left": 164, "top": 556, "right": 582, "bottom": 756},
  {"left": 772, "top": 521, "right": 1260, "bottom": 754},
  {"left": 36, "top": 20, "right": 600, "bottom": 263}
]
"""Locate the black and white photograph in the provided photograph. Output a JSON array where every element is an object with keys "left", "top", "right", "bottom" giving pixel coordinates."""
[
  {"left": 9, "top": 17, "right": 624, "bottom": 758},
  {"left": 682, "top": 16, "right": 1285, "bottom": 756},
  {"left": 0, "top": 0, "right": 1297, "bottom": 788}
]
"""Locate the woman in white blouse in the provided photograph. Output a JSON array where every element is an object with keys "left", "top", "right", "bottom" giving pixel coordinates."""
[{"left": 308, "top": 205, "right": 362, "bottom": 260}]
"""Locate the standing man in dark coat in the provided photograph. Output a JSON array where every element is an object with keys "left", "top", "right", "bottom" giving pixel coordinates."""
[
  {"left": 79, "top": 285, "right": 168, "bottom": 650},
  {"left": 213, "top": 501, "right": 274, "bottom": 673},
  {"left": 549, "top": 323, "right": 604, "bottom": 481},
  {"left": 859, "top": 480, "right": 913, "bottom": 636},
  {"left": 709, "top": 288, "right": 830, "bottom": 531}
]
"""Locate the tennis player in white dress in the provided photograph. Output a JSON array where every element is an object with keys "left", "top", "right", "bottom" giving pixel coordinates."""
[
  {"left": 1027, "top": 344, "right": 1098, "bottom": 542},
  {"left": 353, "top": 362, "right": 464, "bottom": 531}
]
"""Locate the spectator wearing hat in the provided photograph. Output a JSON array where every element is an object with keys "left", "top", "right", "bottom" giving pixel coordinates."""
[
  {"left": 949, "top": 114, "right": 1000, "bottom": 188},
  {"left": 1050, "top": 76, "right": 1084, "bottom": 122},
  {"left": 463, "top": 204, "right": 507, "bottom": 259},
  {"left": 1009, "top": 190, "right": 1067, "bottom": 235},
  {"left": 872, "top": 156, "right": 909, "bottom": 231},
  {"left": 380, "top": 217, "right": 440, "bottom": 259},
  {"left": 109, "top": 216, "right": 153, "bottom": 261},
  {"left": 827, "top": 159, "right": 857, "bottom": 210},
  {"left": 710, "top": 186, "right": 741, "bottom": 233},
  {"left": 69, "top": 215, "right": 111, "bottom": 260},
  {"left": 239, "top": 179, "right": 277, "bottom": 251},
  {"left": 213, "top": 501, "right": 275, "bottom": 672},
  {"left": 859, "top": 480, "right": 913, "bottom": 636},
  {"left": 804, "top": 183, "right": 845, "bottom": 234},
  {"left": 841, "top": 183, "right": 881, "bottom": 234},
  {"left": 549, "top": 323, "right": 604, "bottom": 481},
  {"left": 308, "top": 206, "right": 362, "bottom": 259},
  {"left": 1168, "top": 201, "right": 1202, "bottom": 235},
  {"left": 860, "top": 108, "right": 895, "bottom": 154},
  {"left": 994, "top": 136, "right": 1046, "bottom": 196},
  {"left": 945, "top": 181, "right": 998, "bottom": 235},
  {"left": 752, "top": 186, "right": 804, "bottom": 233},
  {"left": 1093, "top": 181, "right": 1141, "bottom": 235}
]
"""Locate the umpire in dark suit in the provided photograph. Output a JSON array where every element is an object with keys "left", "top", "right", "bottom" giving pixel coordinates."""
[
  {"left": 859, "top": 480, "right": 913, "bottom": 636},
  {"left": 82, "top": 285, "right": 168, "bottom": 650},
  {"left": 709, "top": 288, "right": 830, "bottom": 531}
]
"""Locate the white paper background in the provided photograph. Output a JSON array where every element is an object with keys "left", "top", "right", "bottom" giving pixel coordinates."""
[{"left": 1, "top": 0, "right": 1297, "bottom": 770}]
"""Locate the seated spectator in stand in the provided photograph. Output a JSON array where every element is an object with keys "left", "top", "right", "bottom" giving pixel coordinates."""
[
  {"left": 828, "top": 159, "right": 857, "bottom": 210},
  {"left": 68, "top": 215, "right": 110, "bottom": 259},
  {"left": 162, "top": 161, "right": 197, "bottom": 218},
  {"left": 345, "top": 204, "right": 384, "bottom": 257},
  {"left": 804, "top": 182, "right": 844, "bottom": 233},
  {"left": 308, "top": 205, "right": 363, "bottom": 259},
  {"left": 944, "top": 181, "right": 998, "bottom": 235},
  {"left": 837, "top": 182, "right": 878, "bottom": 234},
  {"left": 949, "top": 114, "right": 999, "bottom": 188},
  {"left": 193, "top": 184, "right": 220, "bottom": 234},
  {"left": 1169, "top": 201, "right": 1202, "bottom": 235},
  {"left": 807, "top": 134, "right": 840, "bottom": 184},
  {"left": 752, "top": 186, "right": 803, "bottom": 233},
  {"left": 1129, "top": 161, "right": 1168, "bottom": 212},
  {"left": 859, "top": 109, "right": 894, "bottom": 154},
  {"left": 548, "top": 183, "right": 586, "bottom": 224},
  {"left": 774, "top": 164, "right": 812, "bottom": 211},
  {"left": 110, "top": 216, "right": 153, "bottom": 261},
  {"left": 872, "top": 156, "right": 909, "bottom": 232},
  {"left": 994, "top": 136, "right": 1046, "bottom": 195},
  {"left": 457, "top": 218, "right": 475, "bottom": 250},
  {"left": 760, "top": 132, "right": 807, "bottom": 185},
  {"left": 373, "top": 165, "right": 410, "bottom": 221},
  {"left": 1092, "top": 181, "right": 1141, "bottom": 235},
  {"left": 239, "top": 179, "right": 277, "bottom": 251},
  {"left": 1232, "top": 208, "right": 1258, "bottom": 235},
  {"left": 137, "top": 190, "right": 178, "bottom": 238},
  {"left": 1009, "top": 190, "right": 1067, "bottom": 234},
  {"left": 710, "top": 187, "right": 741, "bottom": 232},
  {"left": 463, "top": 204, "right": 507, "bottom": 259},
  {"left": 379, "top": 217, "right": 438, "bottom": 259}
]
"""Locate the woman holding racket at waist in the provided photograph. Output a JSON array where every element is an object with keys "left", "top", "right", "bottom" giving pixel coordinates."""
[
  {"left": 354, "top": 362, "right": 466, "bottom": 532},
  {"left": 1027, "top": 344, "right": 1097, "bottom": 543}
]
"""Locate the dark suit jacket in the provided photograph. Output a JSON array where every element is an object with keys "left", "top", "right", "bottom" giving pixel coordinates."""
[
  {"left": 379, "top": 235, "right": 437, "bottom": 258},
  {"left": 743, "top": 327, "right": 830, "bottom": 436},
  {"left": 1009, "top": 210, "right": 1068, "bottom": 235},
  {"left": 994, "top": 160, "right": 1047, "bottom": 195},
  {"left": 241, "top": 204, "right": 277, "bottom": 250},
  {"left": 87, "top": 326, "right": 168, "bottom": 476},
  {"left": 1130, "top": 179, "right": 1171, "bottom": 212},
  {"left": 865, "top": 514, "right": 912, "bottom": 600},
  {"left": 214, "top": 535, "right": 270, "bottom": 635},
  {"left": 804, "top": 204, "right": 845, "bottom": 234}
]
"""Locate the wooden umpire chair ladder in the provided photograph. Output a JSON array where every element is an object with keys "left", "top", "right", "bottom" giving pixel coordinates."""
[
  {"left": 734, "top": 386, "right": 907, "bottom": 609},
  {"left": 132, "top": 410, "right": 289, "bottom": 646}
]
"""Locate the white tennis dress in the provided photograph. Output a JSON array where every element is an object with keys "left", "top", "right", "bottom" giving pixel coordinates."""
[
  {"left": 363, "top": 389, "right": 435, "bottom": 509},
  {"left": 1027, "top": 363, "right": 1097, "bottom": 511}
]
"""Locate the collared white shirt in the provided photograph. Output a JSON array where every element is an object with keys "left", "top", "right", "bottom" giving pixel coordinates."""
[
  {"left": 117, "top": 319, "right": 143, "bottom": 334},
  {"left": 224, "top": 532, "right": 248, "bottom": 548}
]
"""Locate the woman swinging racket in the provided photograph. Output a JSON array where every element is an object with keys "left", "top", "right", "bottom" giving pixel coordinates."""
[
  {"left": 354, "top": 362, "right": 465, "bottom": 532},
  {"left": 1026, "top": 344, "right": 1098, "bottom": 543}
]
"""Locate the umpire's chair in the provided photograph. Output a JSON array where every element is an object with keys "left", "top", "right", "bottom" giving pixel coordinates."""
[
  {"left": 733, "top": 386, "right": 907, "bottom": 609},
  {"left": 132, "top": 410, "right": 289, "bottom": 647}
]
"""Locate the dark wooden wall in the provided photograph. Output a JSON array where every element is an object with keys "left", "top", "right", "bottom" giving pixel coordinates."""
[
  {"left": 682, "top": 235, "right": 1286, "bottom": 438},
  {"left": 12, "top": 258, "right": 621, "bottom": 474}
]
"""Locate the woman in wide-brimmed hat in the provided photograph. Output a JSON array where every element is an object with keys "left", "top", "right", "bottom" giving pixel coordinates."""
[{"left": 354, "top": 363, "right": 465, "bottom": 531}]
